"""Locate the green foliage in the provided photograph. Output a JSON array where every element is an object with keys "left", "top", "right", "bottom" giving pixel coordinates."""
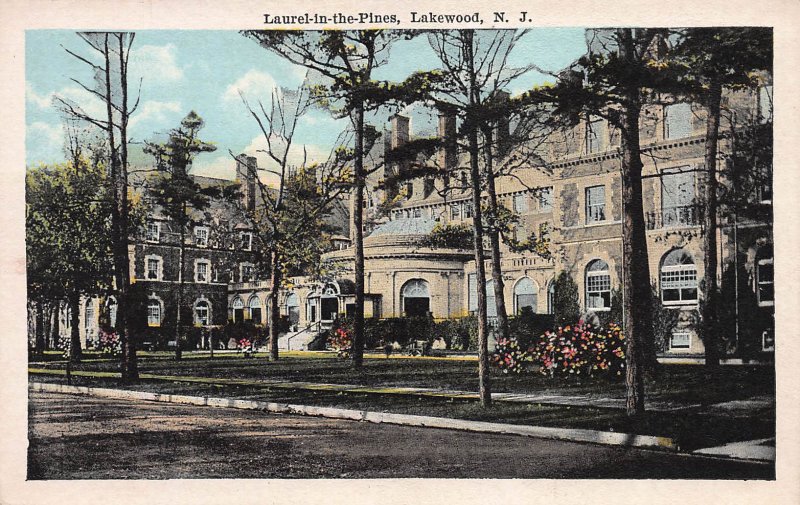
[
  {"left": 418, "top": 223, "right": 474, "bottom": 250},
  {"left": 552, "top": 272, "right": 581, "bottom": 327},
  {"left": 26, "top": 159, "right": 113, "bottom": 303},
  {"left": 508, "top": 307, "right": 555, "bottom": 349},
  {"left": 717, "top": 261, "right": 772, "bottom": 359},
  {"left": 144, "top": 111, "right": 218, "bottom": 230},
  {"left": 650, "top": 285, "right": 680, "bottom": 354}
]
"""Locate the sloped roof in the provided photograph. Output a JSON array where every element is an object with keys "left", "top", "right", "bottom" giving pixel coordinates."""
[{"left": 368, "top": 217, "right": 436, "bottom": 237}]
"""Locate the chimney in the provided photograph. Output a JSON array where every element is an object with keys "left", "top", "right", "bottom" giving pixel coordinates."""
[
  {"left": 438, "top": 113, "right": 457, "bottom": 171},
  {"left": 235, "top": 154, "right": 257, "bottom": 210},
  {"left": 391, "top": 114, "right": 410, "bottom": 149},
  {"left": 493, "top": 90, "right": 511, "bottom": 156}
]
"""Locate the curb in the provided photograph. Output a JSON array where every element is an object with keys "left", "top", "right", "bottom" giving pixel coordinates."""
[{"left": 29, "top": 381, "right": 677, "bottom": 452}]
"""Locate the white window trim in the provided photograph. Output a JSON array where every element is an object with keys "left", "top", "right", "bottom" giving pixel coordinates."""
[
  {"left": 660, "top": 263, "right": 698, "bottom": 306},
  {"left": 669, "top": 331, "right": 692, "bottom": 351},
  {"left": 240, "top": 262, "right": 255, "bottom": 283},
  {"left": 194, "top": 297, "right": 211, "bottom": 326},
  {"left": 144, "top": 254, "right": 163, "bottom": 281},
  {"left": 194, "top": 258, "right": 211, "bottom": 284},
  {"left": 240, "top": 231, "right": 253, "bottom": 251},
  {"left": 757, "top": 257, "right": 774, "bottom": 307},
  {"left": 146, "top": 221, "right": 161, "bottom": 243},
  {"left": 147, "top": 295, "right": 163, "bottom": 327},
  {"left": 585, "top": 271, "right": 612, "bottom": 312},
  {"left": 585, "top": 185, "right": 606, "bottom": 224},
  {"left": 194, "top": 226, "right": 210, "bottom": 248}
]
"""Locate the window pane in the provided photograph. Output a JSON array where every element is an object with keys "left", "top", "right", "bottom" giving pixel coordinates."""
[
  {"left": 586, "top": 186, "right": 605, "bottom": 223},
  {"left": 666, "top": 103, "right": 693, "bottom": 139}
]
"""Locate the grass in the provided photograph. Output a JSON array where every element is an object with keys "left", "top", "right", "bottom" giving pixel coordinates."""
[
  {"left": 31, "top": 352, "right": 775, "bottom": 407},
  {"left": 29, "top": 352, "right": 775, "bottom": 452}
]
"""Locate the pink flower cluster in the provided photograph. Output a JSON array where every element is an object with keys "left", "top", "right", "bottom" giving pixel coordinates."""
[
  {"left": 328, "top": 327, "right": 352, "bottom": 359},
  {"left": 491, "top": 322, "right": 626, "bottom": 378},
  {"left": 97, "top": 330, "right": 122, "bottom": 356}
]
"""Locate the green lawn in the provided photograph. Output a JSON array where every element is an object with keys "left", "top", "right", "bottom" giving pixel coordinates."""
[{"left": 31, "top": 352, "right": 774, "bottom": 406}]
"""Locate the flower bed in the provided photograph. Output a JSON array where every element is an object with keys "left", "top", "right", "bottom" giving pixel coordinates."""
[{"left": 493, "top": 322, "right": 626, "bottom": 378}]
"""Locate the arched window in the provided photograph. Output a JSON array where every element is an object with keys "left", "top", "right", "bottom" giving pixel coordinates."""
[
  {"left": 232, "top": 297, "right": 245, "bottom": 323},
  {"left": 285, "top": 293, "right": 300, "bottom": 325},
  {"left": 660, "top": 249, "right": 697, "bottom": 304},
  {"left": 402, "top": 279, "right": 430, "bottom": 318},
  {"left": 248, "top": 296, "right": 262, "bottom": 325},
  {"left": 756, "top": 245, "right": 774, "bottom": 306},
  {"left": 586, "top": 259, "right": 611, "bottom": 311},
  {"left": 147, "top": 298, "right": 162, "bottom": 327},
  {"left": 514, "top": 277, "right": 538, "bottom": 315},
  {"left": 107, "top": 296, "right": 118, "bottom": 329},
  {"left": 195, "top": 300, "right": 211, "bottom": 326}
]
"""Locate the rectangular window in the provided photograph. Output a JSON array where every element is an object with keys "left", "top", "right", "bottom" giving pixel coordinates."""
[
  {"left": 538, "top": 187, "right": 553, "bottom": 212},
  {"left": 468, "top": 273, "right": 477, "bottom": 313},
  {"left": 670, "top": 332, "right": 691, "bottom": 350},
  {"left": 464, "top": 202, "right": 474, "bottom": 219},
  {"left": 665, "top": 103, "right": 693, "bottom": 140},
  {"left": 146, "top": 221, "right": 160, "bottom": 242},
  {"left": 513, "top": 194, "right": 528, "bottom": 214},
  {"left": 194, "top": 226, "right": 209, "bottom": 247},
  {"left": 413, "top": 207, "right": 422, "bottom": 218},
  {"left": 585, "top": 186, "right": 606, "bottom": 224},
  {"left": 240, "top": 232, "right": 253, "bottom": 251},
  {"left": 195, "top": 261, "right": 210, "bottom": 283},
  {"left": 241, "top": 263, "right": 254, "bottom": 283},
  {"left": 586, "top": 272, "right": 611, "bottom": 310},
  {"left": 661, "top": 266, "right": 698, "bottom": 303},
  {"left": 450, "top": 203, "right": 461, "bottom": 220},
  {"left": 586, "top": 118, "right": 606, "bottom": 153},
  {"left": 759, "top": 85, "right": 773, "bottom": 124},
  {"left": 147, "top": 302, "right": 161, "bottom": 327},
  {"left": 146, "top": 258, "right": 160, "bottom": 280},
  {"left": 757, "top": 258, "right": 774, "bottom": 306},
  {"left": 661, "top": 167, "right": 696, "bottom": 227}
]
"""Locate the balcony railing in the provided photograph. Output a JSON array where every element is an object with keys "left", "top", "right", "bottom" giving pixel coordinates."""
[{"left": 646, "top": 204, "right": 703, "bottom": 230}]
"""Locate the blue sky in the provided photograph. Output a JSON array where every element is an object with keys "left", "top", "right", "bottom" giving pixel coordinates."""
[{"left": 26, "top": 29, "right": 586, "bottom": 179}]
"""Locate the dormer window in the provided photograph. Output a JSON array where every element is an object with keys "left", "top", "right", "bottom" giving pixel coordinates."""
[
  {"left": 240, "top": 232, "right": 253, "bottom": 251},
  {"left": 146, "top": 221, "right": 160, "bottom": 242},
  {"left": 194, "top": 226, "right": 209, "bottom": 247}
]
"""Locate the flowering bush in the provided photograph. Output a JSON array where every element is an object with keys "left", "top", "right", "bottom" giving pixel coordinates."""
[
  {"left": 97, "top": 330, "right": 122, "bottom": 356},
  {"left": 328, "top": 327, "right": 352, "bottom": 359},
  {"left": 57, "top": 334, "right": 71, "bottom": 359},
  {"left": 530, "top": 322, "right": 626, "bottom": 377},
  {"left": 237, "top": 338, "right": 253, "bottom": 354},
  {"left": 491, "top": 337, "right": 530, "bottom": 374},
  {"left": 491, "top": 321, "right": 626, "bottom": 378}
]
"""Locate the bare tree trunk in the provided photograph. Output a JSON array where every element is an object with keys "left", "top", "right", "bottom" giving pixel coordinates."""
[
  {"left": 483, "top": 128, "right": 510, "bottom": 343},
  {"left": 618, "top": 28, "right": 651, "bottom": 417},
  {"left": 69, "top": 289, "right": 83, "bottom": 362},
  {"left": 351, "top": 104, "right": 366, "bottom": 369},
  {"left": 702, "top": 79, "right": 723, "bottom": 369},
  {"left": 269, "top": 250, "right": 282, "bottom": 361},
  {"left": 465, "top": 30, "right": 492, "bottom": 408}
]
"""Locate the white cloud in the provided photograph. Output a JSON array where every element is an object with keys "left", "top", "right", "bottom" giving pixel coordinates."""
[
  {"left": 190, "top": 153, "right": 237, "bottom": 180},
  {"left": 128, "top": 100, "right": 183, "bottom": 132},
  {"left": 130, "top": 44, "right": 184, "bottom": 83},
  {"left": 26, "top": 83, "right": 54, "bottom": 109},
  {"left": 191, "top": 135, "right": 332, "bottom": 186},
  {"left": 223, "top": 70, "right": 278, "bottom": 104},
  {"left": 27, "top": 122, "right": 65, "bottom": 164}
]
